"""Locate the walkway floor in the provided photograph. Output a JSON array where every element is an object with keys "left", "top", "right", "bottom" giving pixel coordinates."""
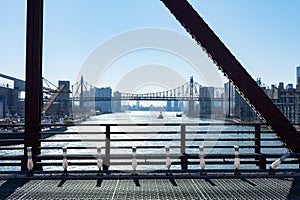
[{"left": 0, "top": 171, "right": 300, "bottom": 199}]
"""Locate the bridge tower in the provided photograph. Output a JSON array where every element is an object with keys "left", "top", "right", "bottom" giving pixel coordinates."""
[
  {"left": 189, "top": 76, "right": 194, "bottom": 115},
  {"left": 80, "top": 76, "right": 84, "bottom": 110}
]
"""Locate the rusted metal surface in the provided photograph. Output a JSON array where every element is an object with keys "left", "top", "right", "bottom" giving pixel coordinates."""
[
  {"left": 161, "top": 0, "right": 300, "bottom": 152},
  {"left": 24, "top": 0, "right": 44, "bottom": 170}
]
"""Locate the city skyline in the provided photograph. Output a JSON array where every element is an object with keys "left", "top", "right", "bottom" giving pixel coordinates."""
[
  {"left": 1, "top": 1, "right": 300, "bottom": 91},
  {"left": 2, "top": 2, "right": 300, "bottom": 189}
]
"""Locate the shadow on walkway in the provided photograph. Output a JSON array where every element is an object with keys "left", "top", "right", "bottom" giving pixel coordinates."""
[
  {"left": 168, "top": 178, "right": 178, "bottom": 186},
  {"left": 0, "top": 178, "right": 29, "bottom": 199},
  {"left": 133, "top": 178, "right": 141, "bottom": 187},
  {"left": 57, "top": 179, "right": 66, "bottom": 187},
  {"left": 288, "top": 177, "right": 300, "bottom": 199}
]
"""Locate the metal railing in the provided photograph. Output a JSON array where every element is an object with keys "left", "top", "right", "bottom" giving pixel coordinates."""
[{"left": 1, "top": 123, "right": 300, "bottom": 173}]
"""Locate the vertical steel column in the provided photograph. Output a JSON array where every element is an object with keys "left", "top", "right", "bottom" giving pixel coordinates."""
[
  {"left": 228, "top": 82, "right": 231, "bottom": 118},
  {"left": 254, "top": 124, "right": 265, "bottom": 169},
  {"left": 80, "top": 76, "right": 84, "bottom": 110},
  {"left": 180, "top": 124, "right": 186, "bottom": 155},
  {"left": 255, "top": 124, "right": 261, "bottom": 154},
  {"left": 22, "top": 0, "right": 43, "bottom": 171},
  {"left": 180, "top": 124, "right": 188, "bottom": 170},
  {"left": 104, "top": 125, "right": 111, "bottom": 170},
  {"left": 189, "top": 76, "right": 194, "bottom": 115}
]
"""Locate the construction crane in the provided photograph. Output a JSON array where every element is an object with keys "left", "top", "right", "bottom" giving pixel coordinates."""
[
  {"left": 42, "top": 78, "right": 68, "bottom": 115},
  {"left": 42, "top": 84, "right": 66, "bottom": 115}
]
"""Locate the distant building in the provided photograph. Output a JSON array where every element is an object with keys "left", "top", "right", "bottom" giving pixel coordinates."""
[
  {"left": 286, "top": 83, "right": 293, "bottom": 90},
  {"left": 0, "top": 96, "right": 5, "bottom": 119},
  {"left": 199, "top": 86, "right": 214, "bottom": 116},
  {"left": 44, "top": 80, "right": 71, "bottom": 118},
  {"left": 0, "top": 87, "right": 19, "bottom": 118},
  {"left": 165, "top": 100, "right": 181, "bottom": 112},
  {"left": 296, "top": 66, "right": 300, "bottom": 90},
  {"left": 57, "top": 81, "right": 70, "bottom": 116},
  {"left": 226, "top": 77, "right": 300, "bottom": 123},
  {"left": 94, "top": 87, "right": 112, "bottom": 114},
  {"left": 224, "top": 83, "right": 235, "bottom": 117},
  {"left": 166, "top": 100, "right": 172, "bottom": 111},
  {"left": 193, "top": 86, "right": 224, "bottom": 117},
  {"left": 263, "top": 66, "right": 300, "bottom": 123},
  {"left": 136, "top": 100, "right": 140, "bottom": 109},
  {"left": 0, "top": 74, "right": 25, "bottom": 118},
  {"left": 224, "top": 82, "right": 256, "bottom": 121},
  {"left": 112, "top": 91, "right": 122, "bottom": 112},
  {"left": 82, "top": 90, "right": 92, "bottom": 108},
  {"left": 278, "top": 82, "right": 284, "bottom": 90},
  {"left": 266, "top": 82, "right": 299, "bottom": 123},
  {"left": 0, "top": 73, "right": 25, "bottom": 91},
  {"left": 173, "top": 100, "right": 180, "bottom": 111}
]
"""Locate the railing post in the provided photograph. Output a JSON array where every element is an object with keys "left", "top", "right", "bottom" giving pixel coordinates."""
[
  {"left": 180, "top": 124, "right": 188, "bottom": 170},
  {"left": 104, "top": 125, "right": 110, "bottom": 170},
  {"left": 259, "top": 156, "right": 267, "bottom": 170},
  {"left": 255, "top": 124, "right": 266, "bottom": 169},
  {"left": 180, "top": 124, "right": 186, "bottom": 154},
  {"left": 96, "top": 146, "right": 103, "bottom": 176},
  {"left": 255, "top": 124, "right": 261, "bottom": 154},
  {"left": 62, "top": 147, "right": 68, "bottom": 176}
]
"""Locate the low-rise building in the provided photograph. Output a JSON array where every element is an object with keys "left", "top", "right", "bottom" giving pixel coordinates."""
[
  {"left": 0, "top": 74, "right": 25, "bottom": 118},
  {"left": 266, "top": 82, "right": 300, "bottom": 123}
]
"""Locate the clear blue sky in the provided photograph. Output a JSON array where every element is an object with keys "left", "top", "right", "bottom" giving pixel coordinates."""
[{"left": 1, "top": 0, "right": 300, "bottom": 91}]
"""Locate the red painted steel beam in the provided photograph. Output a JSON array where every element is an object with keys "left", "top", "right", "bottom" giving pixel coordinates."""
[
  {"left": 161, "top": 0, "right": 300, "bottom": 152},
  {"left": 23, "top": 0, "right": 43, "bottom": 170}
]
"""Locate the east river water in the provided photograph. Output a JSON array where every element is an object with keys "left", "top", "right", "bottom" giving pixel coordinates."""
[{"left": 1, "top": 111, "right": 295, "bottom": 171}]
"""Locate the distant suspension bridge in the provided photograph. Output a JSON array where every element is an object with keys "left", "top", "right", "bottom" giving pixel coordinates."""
[
  {"left": 71, "top": 76, "right": 224, "bottom": 100},
  {"left": 71, "top": 76, "right": 225, "bottom": 113}
]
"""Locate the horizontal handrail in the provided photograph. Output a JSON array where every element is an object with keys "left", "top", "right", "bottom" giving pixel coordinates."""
[
  {"left": 0, "top": 122, "right": 299, "bottom": 173},
  {"left": 1, "top": 121, "right": 300, "bottom": 127}
]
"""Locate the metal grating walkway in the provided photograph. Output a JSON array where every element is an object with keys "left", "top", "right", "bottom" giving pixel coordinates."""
[{"left": 0, "top": 177, "right": 299, "bottom": 199}]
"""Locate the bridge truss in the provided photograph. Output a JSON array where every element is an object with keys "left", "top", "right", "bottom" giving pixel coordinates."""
[
  {"left": 23, "top": 0, "right": 300, "bottom": 172},
  {"left": 161, "top": 0, "right": 300, "bottom": 152}
]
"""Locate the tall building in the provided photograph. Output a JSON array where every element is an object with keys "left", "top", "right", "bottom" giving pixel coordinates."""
[
  {"left": 0, "top": 96, "right": 5, "bottom": 119},
  {"left": 136, "top": 100, "right": 140, "bottom": 109},
  {"left": 57, "top": 81, "right": 70, "bottom": 116},
  {"left": 199, "top": 86, "right": 214, "bottom": 116},
  {"left": 223, "top": 83, "right": 234, "bottom": 117},
  {"left": 112, "top": 91, "right": 122, "bottom": 112},
  {"left": 166, "top": 100, "right": 172, "bottom": 111},
  {"left": 173, "top": 100, "right": 180, "bottom": 111},
  {"left": 296, "top": 66, "right": 300, "bottom": 89},
  {"left": 94, "top": 87, "right": 112, "bottom": 114},
  {"left": 190, "top": 85, "right": 224, "bottom": 117},
  {"left": 224, "top": 82, "right": 256, "bottom": 121}
]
